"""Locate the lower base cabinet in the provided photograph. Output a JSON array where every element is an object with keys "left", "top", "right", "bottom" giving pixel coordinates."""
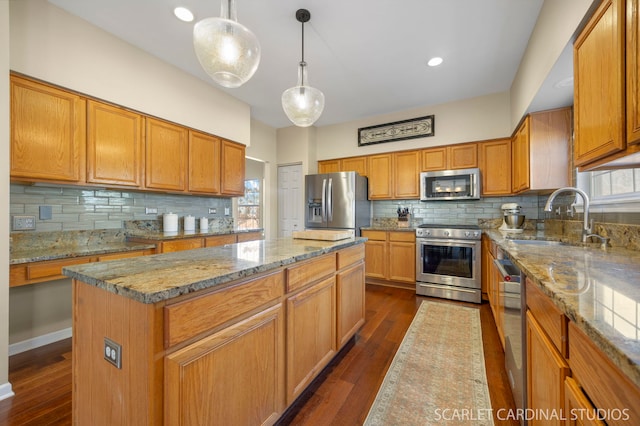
[
  {"left": 361, "top": 230, "right": 415, "bottom": 287},
  {"left": 165, "top": 304, "right": 285, "bottom": 426}
]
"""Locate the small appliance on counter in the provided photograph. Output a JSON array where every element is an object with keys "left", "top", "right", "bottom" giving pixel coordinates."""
[{"left": 499, "top": 203, "right": 525, "bottom": 233}]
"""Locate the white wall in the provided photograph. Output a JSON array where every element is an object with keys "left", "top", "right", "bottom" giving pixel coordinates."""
[
  {"left": 316, "top": 91, "right": 511, "bottom": 160},
  {"left": 1, "top": 0, "right": 12, "bottom": 402},
  {"left": 246, "top": 119, "right": 278, "bottom": 239},
  {"left": 9, "top": 0, "right": 251, "bottom": 145},
  {"left": 276, "top": 126, "right": 317, "bottom": 175},
  {"left": 509, "top": 0, "right": 596, "bottom": 129}
]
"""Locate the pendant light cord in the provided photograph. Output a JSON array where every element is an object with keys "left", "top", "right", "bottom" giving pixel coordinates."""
[{"left": 300, "top": 19, "right": 305, "bottom": 85}]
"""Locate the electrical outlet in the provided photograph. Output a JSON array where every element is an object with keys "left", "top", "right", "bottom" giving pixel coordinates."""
[
  {"left": 224, "top": 207, "right": 230, "bottom": 216},
  {"left": 12, "top": 215, "right": 36, "bottom": 230},
  {"left": 104, "top": 338, "right": 122, "bottom": 369},
  {"left": 209, "top": 208, "right": 217, "bottom": 214},
  {"left": 145, "top": 207, "right": 158, "bottom": 214}
]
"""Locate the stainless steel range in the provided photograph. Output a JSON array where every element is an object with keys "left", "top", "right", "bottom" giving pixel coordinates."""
[{"left": 415, "top": 224, "right": 482, "bottom": 303}]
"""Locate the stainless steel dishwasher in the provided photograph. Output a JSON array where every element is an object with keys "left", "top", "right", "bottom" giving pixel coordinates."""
[{"left": 494, "top": 249, "right": 526, "bottom": 424}]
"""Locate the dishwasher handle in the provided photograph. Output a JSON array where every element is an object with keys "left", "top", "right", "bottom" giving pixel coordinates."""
[{"left": 494, "top": 258, "right": 522, "bottom": 283}]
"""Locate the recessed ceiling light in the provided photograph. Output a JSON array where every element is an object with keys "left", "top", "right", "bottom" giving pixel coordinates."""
[
  {"left": 174, "top": 6, "right": 194, "bottom": 22},
  {"left": 427, "top": 57, "right": 443, "bottom": 67}
]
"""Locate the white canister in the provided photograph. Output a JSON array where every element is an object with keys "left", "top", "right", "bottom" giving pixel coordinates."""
[
  {"left": 163, "top": 213, "right": 178, "bottom": 233},
  {"left": 184, "top": 215, "right": 196, "bottom": 231},
  {"left": 200, "top": 217, "right": 208, "bottom": 232}
]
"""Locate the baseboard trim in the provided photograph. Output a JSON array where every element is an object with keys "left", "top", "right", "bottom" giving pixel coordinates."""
[
  {"left": 0, "top": 382, "right": 15, "bottom": 402},
  {"left": 8, "top": 327, "right": 72, "bottom": 356}
]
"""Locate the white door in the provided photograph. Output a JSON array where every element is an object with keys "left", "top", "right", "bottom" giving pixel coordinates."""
[{"left": 277, "top": 164, "right": 303, "bottom": 237}]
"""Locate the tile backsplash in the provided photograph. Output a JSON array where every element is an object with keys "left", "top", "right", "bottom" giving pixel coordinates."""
[{"left": 9, "top": 184, "right": 232, "bottom": 233}]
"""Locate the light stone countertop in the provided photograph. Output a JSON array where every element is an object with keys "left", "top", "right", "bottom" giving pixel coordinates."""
[
  {"left": 485, "top": 229, "right": 640, "bottom": 389},
  {"left": 63, "top": 237, "right": 366, "bottom": 305}
]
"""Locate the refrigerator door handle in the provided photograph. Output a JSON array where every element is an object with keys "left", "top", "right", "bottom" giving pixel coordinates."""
[
  {"left": 321, "top": 178, "right": 327, "bottom": 221},
  {"left": 327, "top": 178, "right": 333, "bottom": 222}
]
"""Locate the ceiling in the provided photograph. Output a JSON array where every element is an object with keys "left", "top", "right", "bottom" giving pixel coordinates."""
[{"left": 47, "top": 0, "right": 574, "bottom": 129}]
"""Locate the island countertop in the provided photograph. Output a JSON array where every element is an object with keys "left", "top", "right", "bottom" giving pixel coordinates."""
[
  {"left": 62, "top": 237, "right": 366, "bottom": 304},
  {"left": 484, "top": 229, "right": 640, "bottom": 389}
]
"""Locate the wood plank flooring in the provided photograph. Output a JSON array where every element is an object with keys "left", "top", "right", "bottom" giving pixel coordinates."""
[{"left": 0, "top": 284, "right": 518, "bottom": 425}]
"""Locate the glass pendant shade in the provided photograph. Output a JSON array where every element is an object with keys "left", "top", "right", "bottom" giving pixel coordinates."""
[
  {"left": 282, "top": 62, "right": 325, "bottom": 127},
  {"left": 193, "top": 0, "right": 260, "bottom": 88}
]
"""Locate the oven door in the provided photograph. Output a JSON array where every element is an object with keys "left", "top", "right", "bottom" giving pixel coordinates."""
[{"left": 416, "top": 238, "right": 480, "bottom": 289}]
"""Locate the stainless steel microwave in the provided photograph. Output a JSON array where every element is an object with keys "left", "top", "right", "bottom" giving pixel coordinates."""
[{"left": 419, "top": 167, "right": 481, "bottom": 201}]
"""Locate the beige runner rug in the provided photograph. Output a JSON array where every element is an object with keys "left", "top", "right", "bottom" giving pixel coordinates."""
[{"left": 364, "top": 301, "right": 494, "bottom": 425}]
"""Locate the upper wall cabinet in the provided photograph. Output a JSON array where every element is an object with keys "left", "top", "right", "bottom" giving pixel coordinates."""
[
  {"left": 512, "top": 107, "right": 571, "bottom": 194},
  {"left": 145, "top": 118, "right": 188, "bottom": 192},
  {"left": 87, "top": 100, "right": 143, "bottom": 187},
  {"left": 479, "top": 138, "right": 512, "bottom": 196},
  {"left": 421, "top": 143, "right": 477, "bottom": 171},
  {"left": 574, "top": 0, "right": 640, "bottom": 169},
  {"left": 318, "top": 156, "right": 368, "bottom": 176},
  {"left": 189, "top": 130, "right": 221, "bottom": 194},
  {"left": 220, "top": 140, "right": 246, "bottom": 196},
  {"left": 10, "top": 75, "right": 86, "bottom": 183}
]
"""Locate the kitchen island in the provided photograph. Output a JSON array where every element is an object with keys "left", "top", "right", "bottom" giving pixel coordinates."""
[{"left": 63, "top": 237, "right": 366, "bottom": 425}]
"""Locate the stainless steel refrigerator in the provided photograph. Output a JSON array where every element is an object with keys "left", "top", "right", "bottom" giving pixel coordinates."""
[{"left": 305, "top": 172, "right": 370, "bottom": 236}]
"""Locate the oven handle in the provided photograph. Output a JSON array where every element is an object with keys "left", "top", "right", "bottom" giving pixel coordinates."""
[
  {"left": 416, "top": 238, "right": 480, "bottom": 248},
  {"left": 417, "top": 283, "right": 478, "bottom": 294}
]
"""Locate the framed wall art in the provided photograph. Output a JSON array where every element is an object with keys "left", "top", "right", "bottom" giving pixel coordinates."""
[{"left": 358, "top": 115, "right": 434, "bottom": 146}]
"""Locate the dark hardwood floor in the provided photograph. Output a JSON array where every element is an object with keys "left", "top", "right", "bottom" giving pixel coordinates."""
[{"left": 0, "top": 284, "right": 518, "bottom": 425}]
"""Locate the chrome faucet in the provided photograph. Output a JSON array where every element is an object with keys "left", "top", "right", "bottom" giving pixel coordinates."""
[{"left": 544, "top": 187, "right": 591, "bottom": 243}]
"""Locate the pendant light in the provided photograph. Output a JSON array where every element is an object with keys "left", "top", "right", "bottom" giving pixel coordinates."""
[
  {"left": 193, "top": 0, "right": 261, "bottom": 88},
  {"left": 281, "top": 9, "right": 325, "bottom": 127}
]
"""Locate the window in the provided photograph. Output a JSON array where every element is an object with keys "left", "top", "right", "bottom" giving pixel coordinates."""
[
  {"left": 237, "top": 179, "right": 261, "bottom": 230},
  {"left": 577, "top": 167, "right": 640, "bottom": 212}
]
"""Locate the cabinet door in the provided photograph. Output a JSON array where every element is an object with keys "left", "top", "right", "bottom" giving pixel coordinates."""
[
  {"left": 286, "top": 276, "right": 336, "bottom": 403},
  {"left": 340, "top": 156, "right": 368, "bottom": 176},
  {"left": 87, "top": 100, "right": 143, "bottom": 187},
  {"left": 221, "top": 140, "right": 245, "bottom": 196},
  {"left": 145, "top": 118, "right": 188, "bottom": 191},
  {"left": 526, "top": 310, "right": 570, "bottom": 426},
  {"left": 449, "top": 143, "right": 478, "bottom": 169},
  {"left": 479, "top": 138, "right": 512, "bottom": 196},
  {"left": 204, "top": 234, "right": 237, "bottom": 247},
  {"left": 564, "top": 377, "right": 606, "bottom": 426},
  {"left": 336, "top": 261, "right": 365, "bottom": 348},
  {"left": 368, "top": 154, "right": 393, "bottom": 199},
  {"left": 393, "top": 151, "right": 420, "bottom": 199},
  {"left": 574, "top": 0, "right": 626, "bottom": 166},
  {"left": 512, "top": 117, "right": 530, "bottom": 193},
  {"left": 10, "top": 75, "right": 86, "bottom": 183},
  {"left": 362, "top": 239, "right": 387, "bottom": 280},
  {"left": 421, "top": 147, "right": 447, "bottom": 171},
  {"left": 318, "top": 160, "right": 340, "bottom": 173},
  {"left": 160, "top": 238, "right": 203, "bottom": 253},
  {"left": 165, "top": 304, "right": 285, "bottom": 426},
  {"left": 188, "top": 131, "right": 221, "bottom": 194},
  {"left": 628, "top": 0, "right": 640, "bottom": 144}
]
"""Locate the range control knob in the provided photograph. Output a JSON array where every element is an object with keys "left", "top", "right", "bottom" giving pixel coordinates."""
[
  {"left": 465, "top": 231, "right": 471, "bottom": 237},
  {"left": 474, "top": 231, "right": 480, "bottom": 238},
  {"left": 443, "top": 231, "right": 450, "bottom": 237}
]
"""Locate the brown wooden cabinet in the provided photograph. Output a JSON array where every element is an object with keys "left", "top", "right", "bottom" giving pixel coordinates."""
[
  {"left": 188, "top": 130, "right": 221, "bottom": 194},
  {"left": 87, "top": 100, "right": 143, "bottom": 187},
  {"left": 317, "top": 159, "right": 340, "bottom": 173},
  {"left": 336, "top": 245, "right": 365, "bottom": 349},
  {"left": 165, "top": 304, "right": 285, "bottom": 426},
  {"left": 574, "top": 0, "right": 640, "bottom": 169},
  {"left": 511, "top": 107, "right": 571, "bottom": 193},
  {"left": 368, "top": 154, "right": 394, "bottom": 199},
  {"left": 422, "top": 143, "right": 477, "bottom": 171},
  {"left": 318, "top": 156, "right": 368, "bottom": 176},
  {"left": 220, "top": 139, "right": 246, "bottom": 196},
  {"left": 236, "top": 230, "right": 264, "bottom": 242},
  {"left": 145, "top": 117, "right": 188, "bottom": 192},
  {"left": 393, "top": 150, "right": 421, "bottom": 199},
  {"left": 564, "top": 377, "right": 606, "bottom": 426},
  {"left": 361, "top": 230, "right": 415, "bottom": 288},
  {"left": 479, "top": 138, "right": 511, "bottom": 196},
  {"left": 10, "top": 75, "right": 86, "bottom": 183},
  {"left": 159, "top": 238, "right": 204, "bottom": 253}
]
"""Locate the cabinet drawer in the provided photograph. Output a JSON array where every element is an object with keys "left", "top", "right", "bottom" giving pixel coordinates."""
[
  {"left": 569, "top": 322, "right": 640, "bottom": 426},
  {"left": 286, "top": 253, "right": 336, "bottom": 293},
  {"left": 389, "top": 231, "right": 415, "bottom": 242},
  {"left": 97, "top": 249, "right": 152, "bottom": 261},
  {"left": 337, "top": 244, "right": 364, "bottom": 270},
  {"left": 164, "top": 270, "right": 284, "bottom": 348},
  {"left": 237, "top": 231, "right": 263, "bottom": 242},
  {"left": 526, "top": 278, "right": 567, "bottom": 356},
  {"left": 361, "top": 230, "right": 387, "bottom": 241},
  {"left": 205, "top": 234, "right": 237, "bottom": 247},
  {"left": 27, "top": 257, "right": 92, "bottom": 280},
  {"left": 160, "top": 238, "right": 203, "bottom": 253}
]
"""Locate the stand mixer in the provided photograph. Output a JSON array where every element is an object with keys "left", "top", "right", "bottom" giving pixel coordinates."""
[{"left": 499, "top": 203, "right": 525, "bottom": 232}]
